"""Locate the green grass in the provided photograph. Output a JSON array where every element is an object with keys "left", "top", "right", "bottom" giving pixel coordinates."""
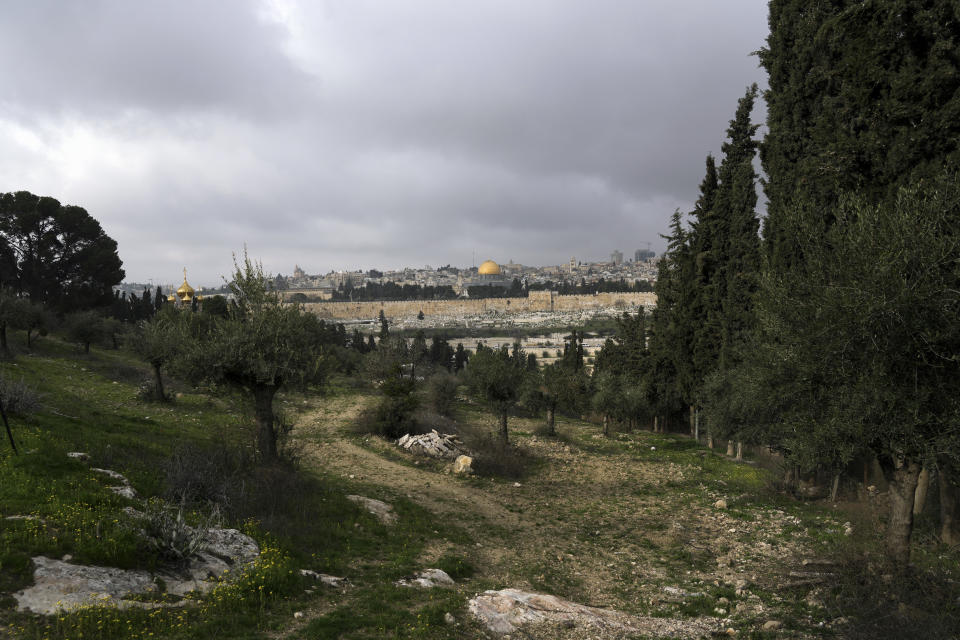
[{"left": 0, "top": 335, "right": 473, "bottom": 639}]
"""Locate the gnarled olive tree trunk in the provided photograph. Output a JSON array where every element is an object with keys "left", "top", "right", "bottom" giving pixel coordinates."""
[
  {"left": 151, "top": 361, "right": 166, "bottom": 402},
  {"left": 253, "top": 384, "right": 279, "bottom": 461},
  {"left": 545, "top": 404, "right": 556, "bottom": 436},
  {"left": 939, "top": 458, "right": 960, "bottom": 545},
  {"left": 498, "top": 410, "right": 509, "bottom": 443},
  {"left": 887, "top": 458, "right": 922, "bottom": 566}
]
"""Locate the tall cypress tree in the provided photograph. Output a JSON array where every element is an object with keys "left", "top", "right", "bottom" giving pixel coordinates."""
[
  {"left": 688, "top": 155, "right": 720, "bottom": 393},
  {"left": 759, "top": 0, "right": 960, "bottom": 270},
  {"left": 715, "top": 85, "right": 761, "bottom": 370}
]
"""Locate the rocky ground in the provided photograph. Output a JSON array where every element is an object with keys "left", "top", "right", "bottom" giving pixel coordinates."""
[{"left": 289, "top": 392, "right": 846, "bottom": 638}]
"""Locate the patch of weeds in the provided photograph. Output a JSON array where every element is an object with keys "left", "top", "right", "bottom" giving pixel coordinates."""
[
  {"left": 457, "top": 428, "right": 537, "bottom": 480},
  {"left": 303, "top": 584, "right": 473, "bottom": 638},
  {"left": 819, "top": 551, "right": 960, "bottom": 639},
  {"left": 663, "top": 543, "right": 712, "bottom": 572},
  {"left": 435, "top": 553, "right": 475, "bottom": 581},
  {"left": 525, "top": 559, "right": 586, "bottom": 600}
]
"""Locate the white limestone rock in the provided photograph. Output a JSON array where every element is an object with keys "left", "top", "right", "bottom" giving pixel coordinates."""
[
  {"left": 396, "top": 568, "right": 455, "bottom": 588},
  {"left": 453, "top": 455, "right": 473, "bottom": 475},
  {"left": 347, "top": 495, "right": 397, "bottom": 525},
  {"left": 468, "top": 588, "right": 717, "bottom": 638},
  {"left": 14, "top": 557, "right": 157, "bottom": 614}
]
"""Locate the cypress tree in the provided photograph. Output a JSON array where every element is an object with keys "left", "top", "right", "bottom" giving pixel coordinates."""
[
  {"left": 759, "top": 0, "right": 960, "bottom": 270},
  {"left": 715, "top": 85, "right": 761, "bottom": 370}
]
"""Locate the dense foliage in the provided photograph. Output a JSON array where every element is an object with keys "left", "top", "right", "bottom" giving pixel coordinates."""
[{"left": 0, "top": 191, "right": 124, "bottom": 312}]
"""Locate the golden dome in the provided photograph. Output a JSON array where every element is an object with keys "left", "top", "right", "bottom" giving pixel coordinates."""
[
  {"left": 477, "top": 260, "right": 501, "bottom": 275},
  {"left": 176, "top": 267, "right": 195, "bottom": 299}
]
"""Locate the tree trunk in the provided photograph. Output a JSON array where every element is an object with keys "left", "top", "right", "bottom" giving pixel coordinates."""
[
  {"left": 602, "top": 414, "right": 610, "bottom": 437},
  {"left": 83, "top": 341, "right": 90, "bottom": 354},
  {"left": 707, "top": 432, "right": 713, "bottom": 449},
  {"left": 886, "top": 458, "right": 922, "bottom": 566},
  {"left": 1, "top": 322, "right": 8, "bottom": 355},
  {"left": 652, "top": 415, "right": 657, "bottom": 433},
  {"left": 784, "top": 466, "right": 795, "bottom": 489},
  {"left": 940, "top": 460, "right": 960, "bottom": 545},
  {"left": 545, "top": 405, "right": 555, "bottom": 436},
  {"left": 694, "top": 409, "right": 699, "bottom": 443},
  {"left": 913, "top": 467, "right": 930, "bottom": 516},
  {"left": 726, "top": 441, "right": 735, "bottom": 457},
  {"left": 253, "top": 384, "right": 279, "bottom": 461},
  {"left": 830, "top": 473, "right": 841, "bottom": 502},
  {"left": 735, "top": 441, "right": 743, "bottom": 460},
  {"left": 689, "top": 405, "right": 695, "bottom": 437},
  {"left": 26, "top": 328, "right": 34, "bottom": 349},
  {"left": 498, "top": 411, "right": 509, "bottom": 443},
  {"left": 152, "top": 363, "right": 166, "bottom": 402}
]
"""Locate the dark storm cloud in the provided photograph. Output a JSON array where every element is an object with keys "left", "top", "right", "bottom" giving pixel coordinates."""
[
  {"left": 0, "top": 0, "right": 313, "bottom": 119},
  {"left": 0, "top": 0, "right": 769, "bottom": 284}
]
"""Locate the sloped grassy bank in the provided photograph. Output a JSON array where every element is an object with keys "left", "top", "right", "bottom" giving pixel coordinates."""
[{"left": 0, "top": 340, "right": 479, "bottom": 639}]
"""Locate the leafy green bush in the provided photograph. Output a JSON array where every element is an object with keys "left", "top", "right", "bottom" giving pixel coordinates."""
[
  {"left": 354, "top": 376, "right": 420, "bottom": 439},
  {"left": 0, "top": 375, "right": 41, "bottom": 415},
  {"left": 425, "top": 371, "right": 458, "bottom": 416}
]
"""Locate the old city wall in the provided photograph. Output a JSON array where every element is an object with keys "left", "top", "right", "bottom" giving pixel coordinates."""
[{"left": 303, "top": 291, "right": 656, "bottom": 321}]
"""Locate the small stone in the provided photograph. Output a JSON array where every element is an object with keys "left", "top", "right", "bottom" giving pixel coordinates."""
[
  {"left": 843, "top": 522, "right": 853, "bottom": 536},
  {"left": 714, "top": 499, "right": 728, "bottom": 509},
  {"left": 66, "top": 452, "right": 89, "bottom": 461},
  {"left": 513, "top": 482, "right": 521, "bottom": 487},
  {"left": 453, "top": 455, "right": 473, "bottom": 475},
  {"left": 726, "top": 628, "right": 736, "bottom": 636},
  {"left": 714, "top": 607, "right": 727, "bottom": 615},
  {"left": 61, "top": 554, "right": 72, "bottom": 562},
  {"left": 762, "top": 620, "right": 782, "bottom": 630},
  {"left": 717, "top": 597, "right": 729, "bottom": 605},
  {"left": 650, "top": 446, "right": 656, "bottom": 451},
  {"left": 444, "top": 612, "right": 456, "bottom": 625},
  {"left": 294, "top": 611, "right": 304, "bottom": 619}
]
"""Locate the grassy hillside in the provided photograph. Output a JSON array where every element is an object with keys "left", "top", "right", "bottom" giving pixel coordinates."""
[{"left": 1, "top": 334, "right": 958, "bottom": 639}]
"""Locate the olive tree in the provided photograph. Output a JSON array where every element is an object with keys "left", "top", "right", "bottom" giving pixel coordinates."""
[
  {"left": 465, "top": 344, "right": 527, "bottom": 443},
  {"left": 128, "top": 307, "right": 184, "bottom": 402},
  {"left": 176, "top": 251, "right": 326, "bottom": 461},
  {"left": 749, "top": 180, "right": 960, "bottom": 565}
]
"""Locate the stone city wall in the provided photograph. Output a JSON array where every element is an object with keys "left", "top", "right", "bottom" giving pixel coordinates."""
[{"left": 302, "top": 291, "right": 656, "bottom": 322}]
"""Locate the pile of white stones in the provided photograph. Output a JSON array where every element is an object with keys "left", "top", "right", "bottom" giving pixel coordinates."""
[{"left": 396, "top": 431, "right": 463, "bottom": 459}]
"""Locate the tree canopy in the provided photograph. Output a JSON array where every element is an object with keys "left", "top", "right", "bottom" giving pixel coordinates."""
[{"left": 0, "top": 191, "right": 124, "bottom": 311}]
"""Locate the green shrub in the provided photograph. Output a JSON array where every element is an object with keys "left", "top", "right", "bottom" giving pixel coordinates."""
[
  {"left": 0, "top": 375, "right": 41, "bottom": 415},
  {"left": 425, "top": 371, "right": 458, "bottom": 416}
]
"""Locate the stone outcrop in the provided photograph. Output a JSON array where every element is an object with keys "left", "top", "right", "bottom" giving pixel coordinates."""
[
  {"left": 395, "top": 568, "right": 455, "bottom": 588},
  {"left": 396, "top": 431, "right": 464, "bottom": 459},
  {"left": 469, "top": 588, "right": 716, "bottom": 638},
  {"left": 14, "top": 526, "right": 260, "bottom": 614},
  {"left": 15, "top": 557, "right": 157, "bottom": 614},
  {"left": 347, "top": 495, "right": 397, "bottom": 525},
  {"left": 91, "top": 467, "right": 137, "bottom": 499}
]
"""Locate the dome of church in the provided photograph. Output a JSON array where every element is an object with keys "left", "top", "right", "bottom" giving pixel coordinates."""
[
  {"left": 177, "top": 268, "right": 195, "bottom": 299},
  {"left": 477, "top": 260, "right": 501, "bottom": 275}
]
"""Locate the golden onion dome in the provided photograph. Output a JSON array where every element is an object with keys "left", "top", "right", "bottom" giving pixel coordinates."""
[
  {"left": 477, "top": 260, "right": 501, "bottom": 275},
  {"left": 177, "top": 267, "right": 195, "bottom": 299}
]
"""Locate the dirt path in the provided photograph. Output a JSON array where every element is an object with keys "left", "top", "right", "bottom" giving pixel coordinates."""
[
  {"left": 289, "top": 391, "right": 834, "bottom": 635},
  {"left": 294, "top": 394, "right": 523, "bottom": 531}
]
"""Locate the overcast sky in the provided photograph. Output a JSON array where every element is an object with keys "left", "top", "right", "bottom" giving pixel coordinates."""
[{"left": 0, "top": 0, "right": 768, "bottom": 287}]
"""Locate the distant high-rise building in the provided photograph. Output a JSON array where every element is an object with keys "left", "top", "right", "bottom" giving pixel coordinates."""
[
  {"left": 634, "top": 248, "right": 656, "bottom": 261},
  {"left": 611, "top": 250, "right": 623, "bottom": 265}
]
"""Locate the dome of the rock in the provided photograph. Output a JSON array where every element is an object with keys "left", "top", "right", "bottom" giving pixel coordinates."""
[{"left": 477, "top": 260, "right": 501, "bottom": 275}]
